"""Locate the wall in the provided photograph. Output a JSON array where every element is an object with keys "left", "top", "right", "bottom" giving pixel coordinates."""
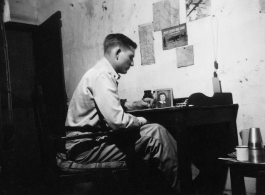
[
  {"left": 38, "top": 0, "right": 265, "bottom": 145},
  {"left": 8, "top": 0, "right": 38, "bottom": 24},
  {"left": 9, "top": 0, "right": 265, "bottom": 194}
]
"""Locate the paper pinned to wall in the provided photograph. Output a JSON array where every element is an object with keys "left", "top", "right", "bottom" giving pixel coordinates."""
[
  {"left": 259, "top": 0, "right": 265, "bottom": 12},
  {"left": 138, "top": 23, "right": 155, "bottom": 65},
  {"left": 176, "top": 45, "right": 194, "bottom": 68},
  {"left": 186, "top": 0, "right": 211, "bottom": 22},
  {"left": 153, "top": 0, "right": 180, "bottom": 32},
  {"left": 162, "top": 23, "right": 188, "bottom": 50}
]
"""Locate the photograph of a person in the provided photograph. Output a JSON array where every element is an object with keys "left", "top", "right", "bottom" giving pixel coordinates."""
[{"left": 155, "top": 88, "right": 173, "bottom": 108}]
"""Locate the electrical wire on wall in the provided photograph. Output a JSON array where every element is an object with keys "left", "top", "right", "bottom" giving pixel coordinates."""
[
  {"left": 211, "top": 15, "right": 219, "bottom": 78},
  {"left": 211, "top": 14, "right": 222, "bottom": 93}
]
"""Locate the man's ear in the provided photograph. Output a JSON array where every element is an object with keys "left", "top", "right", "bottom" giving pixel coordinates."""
[{"left": 115, "top": 48, "right": 121, "bottom": 60}]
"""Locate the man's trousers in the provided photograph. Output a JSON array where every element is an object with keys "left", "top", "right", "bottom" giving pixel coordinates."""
[{"left": 68, "top": 124, "right": 178, "bottom": 189}]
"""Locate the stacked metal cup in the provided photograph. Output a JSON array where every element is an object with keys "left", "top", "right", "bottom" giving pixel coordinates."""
[{"left": 248, "top": 128, "right": 265, "bottom": 163}]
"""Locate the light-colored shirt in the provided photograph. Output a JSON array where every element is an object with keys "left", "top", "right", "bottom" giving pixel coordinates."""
[{"left": 65, "top": 57, "right": 141, "bottom": 150}]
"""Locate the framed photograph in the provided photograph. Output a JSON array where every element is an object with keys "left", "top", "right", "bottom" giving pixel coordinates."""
[{"left": 154, "top": 88, "right": 174, "bottom": 108}]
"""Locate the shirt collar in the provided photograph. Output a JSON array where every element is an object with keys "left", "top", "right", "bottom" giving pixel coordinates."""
[{"left": 101, "top": 57, "right": 121, "bottom": 81}]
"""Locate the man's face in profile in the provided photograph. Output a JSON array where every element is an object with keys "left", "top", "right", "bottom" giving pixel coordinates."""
[{"left": 116, "top": 46, "right": 135, "bottom": 74}]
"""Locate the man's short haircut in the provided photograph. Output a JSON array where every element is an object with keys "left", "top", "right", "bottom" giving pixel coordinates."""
[{"left": 104, "top": 33, "right": 137, "bottom": 54}]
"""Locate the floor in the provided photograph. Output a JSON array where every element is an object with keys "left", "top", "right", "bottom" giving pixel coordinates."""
[
  {"left": 0, "top": 166, "right": 176, "bottom": 195},
  {"left": 1, "top": 176, "right": 234, "bottom": 195},
  {"left": 1, "top": 181, "right": 176, "bottom": 195}
]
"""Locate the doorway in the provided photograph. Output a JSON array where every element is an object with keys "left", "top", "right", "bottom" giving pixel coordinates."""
[{"left": 0, "top": 11, "right": 66, "bottom": 193}]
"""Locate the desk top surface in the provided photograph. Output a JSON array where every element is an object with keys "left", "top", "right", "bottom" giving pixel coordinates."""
[
  {"left": 127, "top": 104, "right": 239, "bottom": 114},
  {"left": 225, "top": 159, "right": 265, "bottom": 166}
]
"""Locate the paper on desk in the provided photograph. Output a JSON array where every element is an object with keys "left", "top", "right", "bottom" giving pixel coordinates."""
[{"left": 218, "top": 157, "right": 239, "bottom": 162}]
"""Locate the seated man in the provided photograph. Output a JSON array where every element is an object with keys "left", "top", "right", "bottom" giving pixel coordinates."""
[{"left": 65, "top": 33, "right": 178, "bottom": 192}]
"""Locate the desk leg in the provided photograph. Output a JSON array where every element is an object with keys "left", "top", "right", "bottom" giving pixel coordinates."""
[
  {"left": 228, "top": 118, "right": 239, "bottom": 153},
  {"left": 230, "top": 166, "right": 246, "bottom": 195},
  {"left": 177, "top": 129, "right": 193, "bottom": 194},
  {"left": 179, "top": 152, "right": 192, "bottom": 194},
  {"left": 257, "top": 171, "right": 265, "bottom": 195}
]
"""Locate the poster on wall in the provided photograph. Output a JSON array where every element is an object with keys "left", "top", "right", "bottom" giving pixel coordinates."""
[
  {"left": 162, "top": 23, "right": 188, "bottom": 50},
  {"left": 176, "top": 45, "right": 194, "bottom": 68},
  {"left": 186, "top": 0, "right": 211, "bottom": 22},
  {"left": 153, "top": 0, "right": 180, "bottom": 32},
  {"left": 138, "top": 23, "right": 155, "bottom": 65},
  {"left": 259, "top": 0, "right": 265, "bottom": 12}
]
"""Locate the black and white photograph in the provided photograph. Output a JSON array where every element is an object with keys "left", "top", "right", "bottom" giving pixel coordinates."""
[
  {"left": 162, "top": 23, "right": 188, "bottom": 50},
  {"left": 155, "top": 88, "right": 173, "bottom": 108},
  {"left": 0, "top": 0, "right": 264, "bottom": 195}
]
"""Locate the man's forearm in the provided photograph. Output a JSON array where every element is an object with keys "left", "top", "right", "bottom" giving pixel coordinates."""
[
  {"left": 120, "top": 99, "right": 140, "bottom": 111},
  {"left": 124, "top": 100, "right": 135, "bottom": 111},
  {"left": 120, "top": 99, "right": 137, "bottom": 111},
  {"left": 125, "top": 100, "right": 151, "bottom": 111}
]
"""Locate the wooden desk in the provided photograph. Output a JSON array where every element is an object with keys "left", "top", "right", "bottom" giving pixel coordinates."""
[{"left": 128, "top": 104, "right": 239, "bottom": 193}]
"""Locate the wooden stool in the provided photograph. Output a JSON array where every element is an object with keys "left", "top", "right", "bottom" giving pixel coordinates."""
[{"left": 226, "top": 161, "right": 265, "bottom": 195}]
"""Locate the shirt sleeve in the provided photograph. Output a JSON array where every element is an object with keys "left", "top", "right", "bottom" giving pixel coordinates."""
[{"left": 93, "top": 72, "right": 140, "bottom": 130}]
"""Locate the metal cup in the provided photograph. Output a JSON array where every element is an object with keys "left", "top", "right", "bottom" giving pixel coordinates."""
[
  {"left": 248, "top": 148, "right": 265, "bottom": 163},
  {"left": 248, "top": 128, "right": 264, "bottom": 149}
]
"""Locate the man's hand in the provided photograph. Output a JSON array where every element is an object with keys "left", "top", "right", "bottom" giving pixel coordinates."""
[
  {"left": 142, "top": 98, "right": 155, "bottom": 108},
  {"left": 131, "top": 98, "right": 154, "bottom": 110},
  {"left": 125, "top": 98, "right": 155, "bottom": 111}
]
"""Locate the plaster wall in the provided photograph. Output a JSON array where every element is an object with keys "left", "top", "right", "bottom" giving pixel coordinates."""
[
  {"left": 8, "top": 0, "right": 38, "bottom": 24},
  {"left": 9, "top": 0, "right": 265, "bottom": 194},
  {"left": 37, "top": 0, "right": 265, "bottom": 147}
]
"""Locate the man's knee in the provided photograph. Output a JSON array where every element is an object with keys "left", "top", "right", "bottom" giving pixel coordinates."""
[
  {"left": 140, "top": 123, "right": 169, "bottom": 139},
  {"left": 142, "top": 123, "right": 166, "bottom": 131}
]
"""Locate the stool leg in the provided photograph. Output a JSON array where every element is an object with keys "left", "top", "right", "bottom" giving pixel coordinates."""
[
  {"left": 230, "top": 166, "right": 246, "bottom": 195},
  {"left": 257, "top": 171, "right": 265, "bottom": 195}
]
